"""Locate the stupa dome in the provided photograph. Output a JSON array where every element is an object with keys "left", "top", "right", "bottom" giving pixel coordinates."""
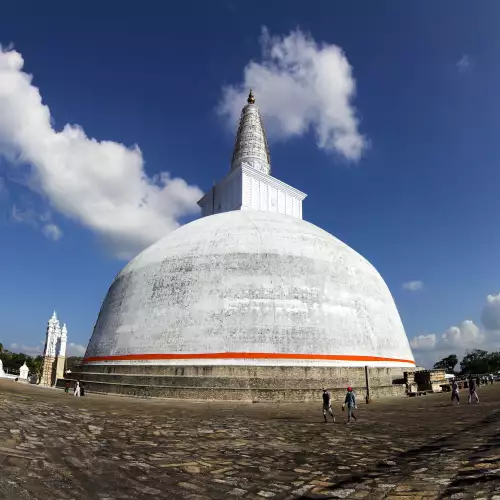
[
  {"left": 85, "top": 210, "right": 414, "bottom": 368},
  {"left": 73, "top": 92, "right": 414, "bottom": 401}
]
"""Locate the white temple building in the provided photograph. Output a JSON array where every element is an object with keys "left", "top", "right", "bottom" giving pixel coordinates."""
[
  {"left": 75, "top": 91, "right": 415, "bottom": 401},
  {"left": 40, "top": 311, "right": 68, "bottom": 386}
]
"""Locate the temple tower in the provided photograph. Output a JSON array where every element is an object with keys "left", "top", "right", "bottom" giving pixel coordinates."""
[
  {"left": 55, "top": 323, "right": 68, "bottom": 380},
  {"left": 40, "top": 311, "right": 67, "bottom": 386},
  {"left": 40, "top": 311, "right": 58, "bottom": 386},
  {"left": 197, "top": 91, "right": 306, "bottom": 219}
]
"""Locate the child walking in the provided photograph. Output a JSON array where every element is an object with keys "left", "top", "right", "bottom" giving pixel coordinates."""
[
  {"left": 451, "top": 379, "right": 460, "bottom": 405},
  {"left": 468, "top": 376, "right": 479, "bottom": 404},
  {"left": 322, "top": 388, "right": 336, "bottom": 422},
  {"left": 343, "top": 387, "right": 357, "bottom": 424}
]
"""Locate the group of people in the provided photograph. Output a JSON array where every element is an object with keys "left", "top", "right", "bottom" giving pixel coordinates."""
[
  {"left": 64, "top": 380, "right": 85, "bottom": 397},
  {"left": 479, "top": 374, "right": 495, "bottom": 386},
  {"left": 450, "top": 374, "right": 491, "bottom": 405},
  {"left": 322, "top": 387, "right": 357, "bottom": 425},
  {"left": 324, "top": 372, "right": 490, "bottom": 421}
]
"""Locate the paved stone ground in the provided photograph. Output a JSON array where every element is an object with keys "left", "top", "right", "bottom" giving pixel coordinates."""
[{"left": 1, "top": 381, "right": 500, "bottom": 500}]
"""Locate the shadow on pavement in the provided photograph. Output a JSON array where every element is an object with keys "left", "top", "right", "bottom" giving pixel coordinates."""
[
  {"left": 438, "top": 413, "right": 500, "bottom": 499},
  {"left": 295, "top": 409, "right": 500, "bottom": 500}
]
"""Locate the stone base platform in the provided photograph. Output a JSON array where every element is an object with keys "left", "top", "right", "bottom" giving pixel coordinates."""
[{"left": 60, "top": 364, "right": 410, "bottom": 401}]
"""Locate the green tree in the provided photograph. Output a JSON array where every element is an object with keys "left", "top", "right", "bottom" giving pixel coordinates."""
[
  {"left": 3, "top": 352, "right": 29, "bottom": 371},
  {"left": 0, "top": 350, "right": 13, "bottom": 370},
  {"left": 487, "top": 351, "right": 500, "bottom": 372},
  {"left": 460, "top": 349, "right": 494, "bottom": 374},
  {"left": 66, "top": 357, "right": 83, "bottom": 372},
  {"left": 0, "top": 350, "right": 37, "bottom": 373},
  {"left": 433, "top": 354, "right": 459, "bottom": 373},
  {"left": 27, "top": 355, "right": 44, "bottom": 380}
]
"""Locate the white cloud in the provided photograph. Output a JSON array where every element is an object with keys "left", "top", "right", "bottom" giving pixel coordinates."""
[
  {"left": 441, "top": 320, "right": 484, "bottom": 349},
  {"left": 480, "top": 294, "right": 500, "bottom": 332},
  {"left": 0, "top": 46, "right": 203, "bottom": 258},
  {"left": 457, "top": 54, "right": 471, "bottom": 72},
  {"left": 403, "top": 280, "right": 424, "bottom": 292},
  {"left": 218, "top": 27, "right": 367, "bottom": 162},
  {"left": 67, "top": 343, "right": 86, "bottom": 356},
  {"left": 11, "top": 204, "right": 62, "bottom": 241},
  {"left": 42, "top": 223, "right": 63, "bottom": 241},
  {"left": 11, "top": 204, "right": 38, "bottom": 225},
  {"left": 411, "top": 293, "right": 500, "bottom": 368},
  {"left": 0, "top": 177, "right": 7, "bottom": 199},
  {"left": 9, "top": 342, "right": 42, "bottom": 356},
  {"left": 410, "top": 334, "right": 436, "bottom": 351}
]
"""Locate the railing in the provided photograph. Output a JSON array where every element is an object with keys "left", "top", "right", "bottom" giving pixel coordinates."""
[{"left": 2, "top": 368, "right": 20, "bottom": 375}]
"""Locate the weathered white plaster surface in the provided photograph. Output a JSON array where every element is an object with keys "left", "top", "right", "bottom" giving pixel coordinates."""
[
  {"left": 59, "top": 323, "right": 68, "bottom": 357},
  {"left": 198, "top": 165, "right": 306, "bottom": 219},
  {"left": 43, "top": 311, "right": 60, "bottom": 358},
  {"left": 19, "top": 362, "right": 29, "bottom": 380},
  {"left": 241, "top": 166, "right": 305, "bottom": 218},
  {"left": 231, "top": 100, "right": 271, "bottom": 176},
  {"left": 85, "top": 210, "right": 414, "bottom": 367}
]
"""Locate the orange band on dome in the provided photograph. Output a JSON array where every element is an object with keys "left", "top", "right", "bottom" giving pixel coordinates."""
[{"left": 83, "top": 352, "right": 415, "bottom": 365}]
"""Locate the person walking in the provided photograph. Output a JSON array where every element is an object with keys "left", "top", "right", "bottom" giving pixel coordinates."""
[
  {"left": 322, "top": 388, "right": 335, "bottom": 423},
  {"left": 74, "top": 381, "right": 81, "bottom": 397},
  {"left": 451, "top": 379, "right": 460, "bottom": 405},
  {"left": 343, "top": 387, "right": 357, "bottom": 424},
  {"left": 468, "top": 376, "right": 479, "bottom": 404}
]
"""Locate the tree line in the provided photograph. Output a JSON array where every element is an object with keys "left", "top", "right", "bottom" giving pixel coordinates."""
[
  {"left": 433, "top": 349, "right": 500, "bottom": 375},
  {"left": 0, "top": 343, "right": 82, "bottom": 380}
]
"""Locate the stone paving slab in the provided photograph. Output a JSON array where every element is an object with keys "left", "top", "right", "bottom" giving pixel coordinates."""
[{"left": 1, "top": 380, "right": 500, "bottom": 499}]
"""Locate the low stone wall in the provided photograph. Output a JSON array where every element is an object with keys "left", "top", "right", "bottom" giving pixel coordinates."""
[
  {"left": 57, "top": 379, "right": 404, "bottom": 402},
  {"left": 79, "top": 364, "right": 408, "bottom": 382},
  {"left": 59, "top": 364, "right": 410, "bottom": 402}
]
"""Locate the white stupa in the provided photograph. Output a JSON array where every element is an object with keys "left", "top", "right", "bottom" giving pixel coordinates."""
[
  {"left": 19, "top": 362, "right": 29, "bottom": 381},
  {"left": 80, "top": 91, "right": 415, "bottom": 401}
]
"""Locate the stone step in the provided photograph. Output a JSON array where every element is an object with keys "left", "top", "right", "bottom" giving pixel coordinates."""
[
  {"left": 57, "top": 378, "right": 405, "bottom": 402},
  {"left": 79, "top": 363, "right": 406, "bottom": 384},
  {"left": 73, "top": 371, "right": 400, "bottom": 390}
]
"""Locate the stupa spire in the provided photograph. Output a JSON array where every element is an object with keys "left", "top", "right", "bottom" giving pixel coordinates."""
[
  {"left": 197, "top": 90, "right": 305, "bottom": 219},
  {"left": 230, "top": 90, "right": 271, "bottom": 175}
]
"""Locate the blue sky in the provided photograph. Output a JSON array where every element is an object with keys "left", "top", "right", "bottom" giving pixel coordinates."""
[{"left": 1, "top": 1, "right": 500, "bottom": 366}]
